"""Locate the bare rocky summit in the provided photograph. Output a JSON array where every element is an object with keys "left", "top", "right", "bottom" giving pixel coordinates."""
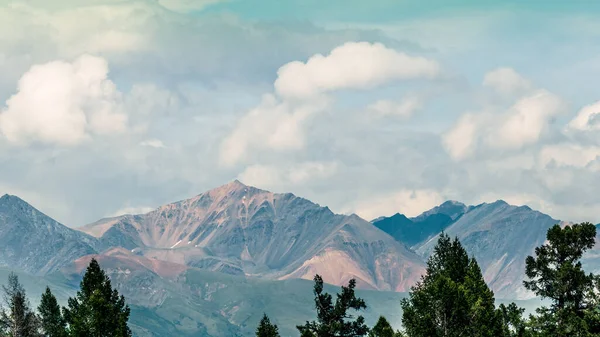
[{"left": 81, "top": 180, "right": 425, "bottom": 292}]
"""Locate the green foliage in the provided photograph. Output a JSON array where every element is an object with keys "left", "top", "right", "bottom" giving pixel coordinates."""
[
  {"left": 38, "top": 287, "right": 67, "bottom": 337},
  {"left": 63, "top": 258, "right": 132, "bottom": 337},
  {"left": 369, "top": 316, "right": 402, "bottom": 337},
  {"left": 0, "top": 272, "right": 41, "bottom": 337},
  {"left": 400, "top": 233, "right": 506, "bottom": 337},
  {"left": 497, "top": 303, "right": 530, "bottom": 337},
  {"left": 524, "top": 222, "right": 600, "bottom": 337},
  {"left": 256, "top": 314, "right": 280, "bottom": 337},
  {"left": 296, "top": 274, "right": 369, "bottom": 337}
]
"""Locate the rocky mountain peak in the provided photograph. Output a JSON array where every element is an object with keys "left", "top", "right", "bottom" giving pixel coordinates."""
[{"left": 0, "top": 194, "right": 31, "bottom": 208}]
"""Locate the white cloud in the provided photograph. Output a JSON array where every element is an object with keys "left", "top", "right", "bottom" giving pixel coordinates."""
[
  {"left": 0, "top": 54, "right": 127, "bottom": 146},
  {"left": 110, "top": 205, "right": 155, "bottom": 217},
  {"left": 367, "top": 96, "right": 422, "bottom": 118},
  {"left": 483, "top": 67, "right": 533, "bottom": 96},
  {"left": 567, "top": 101, "right": 600, "bottom": 131},
  {"left": 219, "top": 94, "right": 330, "bottom": 167},
  {"left": 350, "top": 189, "right": 445, "bottom": 220},
  {"left": 538, "top": 144, "right": 600, "bottom": 168},
  {"left": 274, "top": 41, "right": 441, "bottom": 99},
  {"left": 443, "top": 89, "right": 565, "bottom": 160},
  {"left": 442, "top": 113, "right": 484, "bottom": 160},
  {"left": 220, "top": 41, "right": 441, "bottom": 167},
  {"left": 237, "top": 162, "right": 338, "bottom": 189},
  {"left": 489, "top": 90, "right": 565, "bottom": 150}
]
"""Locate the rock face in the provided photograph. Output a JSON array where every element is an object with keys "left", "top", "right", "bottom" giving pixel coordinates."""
[
  {"left": 415, "top": 201, "right": 560, "bottom": 299},
  {"left": 81, "top": 180, "right": 425, "bottom": 291},
  {"left": 0, "top": 194, "right": 99, "bottom": 274}
]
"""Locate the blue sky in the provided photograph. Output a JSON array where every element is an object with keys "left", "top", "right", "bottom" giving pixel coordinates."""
[{"left": 1, "top": 0, "right": 600, "bottom": 226}]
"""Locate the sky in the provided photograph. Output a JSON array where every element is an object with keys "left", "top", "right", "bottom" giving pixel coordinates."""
[{"left": 1, "top": 0, "right": 600, "bottom": 226}]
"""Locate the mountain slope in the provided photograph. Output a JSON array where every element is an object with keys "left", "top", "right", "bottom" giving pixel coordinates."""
[
  {"left": 0, "top": 194, "right": 100, "bottom": 274},
  {"left": 80, "top": 180, "right": 425, "bottom": 292},
  {"left": 46, "top": 255, "right": 544, "bottom": 337},
  {"left": 372, "top": 201, "right": 469, "bottom": 247},
  {"left": 415, "top": 200, "right": 560, "bottom": 299}
]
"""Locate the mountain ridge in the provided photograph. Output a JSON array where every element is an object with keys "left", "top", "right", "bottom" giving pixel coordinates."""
[
  {"left": 0, "top": 194, "right": 100, "bottom": 275},
  {"left": 79, "top": 180, "right": 426, "bottom": 292}
]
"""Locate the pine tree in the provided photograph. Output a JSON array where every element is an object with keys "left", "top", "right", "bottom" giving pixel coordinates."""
[
  {"left": 0, "top": 272, "right": 41, "bottom": 337},
  {"left": 256, "top": 314, "right": 280, "bottom": 337},
  {"left": 368, "top": 316, "right": 395, "bottom": 337},
  {"left": 38, "top": 287, "right": 66, "bottom": 337},
  {"left": 400, "top": 233, "right": 505, "bottom": 337},
  {"left": 63, "top": 258, "right": 132, "bottom": 337},
  {"left": 297, "top": 274, "right": 369, "bottom": 337},
  {"left": 524, "top": 222, "right": 600, "bottom": 337}
]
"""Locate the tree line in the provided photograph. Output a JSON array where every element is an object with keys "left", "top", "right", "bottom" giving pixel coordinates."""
[
  {"left": 257, "top": 222, "right": 600, "bottom": 337},
  {"left": 0, "top": 259, "right": 131, "bottom": 337}
]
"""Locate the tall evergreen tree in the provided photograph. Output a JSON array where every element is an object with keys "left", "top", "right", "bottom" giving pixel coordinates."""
[
  {"left": 38, "top": 287, "right": 66, "bottom": 337},
  {"left": 256, "top": 314, "right": 280, "bottom": 337},
  {"left": 401, "top": 233, "right": 505, "bottom": 337},
  {"left": 297, "top": 274, "right": 369, "bottom": 337},
  {"left": 524, "top": 222, "right": 600, "bottom": 337},
  {"left": 497, "top": 303, "right": 530, "bottom": 337},
  {"left": 0, "top": 273, "right": 41, "bottom": 337},
  {"left": 368, "top": 316, "right": 395, "bottom": 337},
  {"left": 63, "top": 258, "right": 131, "bottom": 337}
]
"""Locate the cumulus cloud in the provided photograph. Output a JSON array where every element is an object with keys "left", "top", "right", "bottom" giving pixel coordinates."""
[
  {"left": 489, "top": 90, "right": 565, "bottom": 150},
  {"left": 0, "top": 54, "right": 127, "bottom": 146},
  {"left": 219, "top": 94, "right": 330, "bottom": 167},
  {"left": 220, "top": 42, "right": 441, "bottom": 167},
  {"left": 567, "top": 101, "right": 600, "bottom": 131},
  {"left": 274, "top": 41, "right": 441, "bottom": 99},
  {"left": 350, "top": 189, "right": 445, "bottom": 220},
  {"left": 483, "top": 67, "right": 533, "bottom": 96},
  {"left": 442, "top": 113, "right": 484, "bottom": 160},
  {"left": 237, "top": 162, "right": 338, "bottom": 189},
  {"left": 444, "top": 72, "right": 565, "bottom": 161},
  {"left": 367, "top": 96, "right": 422, "bottom": 118}
]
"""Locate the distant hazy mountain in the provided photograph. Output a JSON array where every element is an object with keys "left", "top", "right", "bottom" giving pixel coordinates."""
[
  {"left": 372, "top": 201, "right": 470, "bottom": 248},
  {"left": 81, "top": 180, "right": 425, "bottom": 292},
  {"left": 415, "top": 200, "right": 561, "bottom": 299},
  {"left": 0, "top": 194, "right": 99, "bottom": 274}
]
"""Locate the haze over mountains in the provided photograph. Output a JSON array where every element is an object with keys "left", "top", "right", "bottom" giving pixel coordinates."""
[{"left": 0, "top": 180, "right": 595, "bottom": 335}]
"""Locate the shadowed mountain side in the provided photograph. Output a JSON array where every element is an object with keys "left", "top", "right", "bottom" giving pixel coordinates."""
[
  {"left": 415, "top": 201, "right": 560, "bottom": 299},
  {"left": 372, "top": 201, "right": 471, "bottom": 248},
  {"left": 0, "top": 194, "right": 100, "bottom": 275},
  {"left": 81, "top": 181, "right": 426, "bottom": 292}
]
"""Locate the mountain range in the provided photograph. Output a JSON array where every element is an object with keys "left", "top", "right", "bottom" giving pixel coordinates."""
[{"left": 0, "top": 180, "right": 595, "bottom": 336}]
